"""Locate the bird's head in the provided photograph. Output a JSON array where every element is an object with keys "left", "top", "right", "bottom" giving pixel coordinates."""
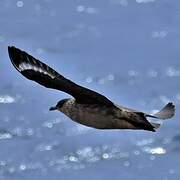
[{"left": 49, "top": 98, "right": 69, "bottom": 111}]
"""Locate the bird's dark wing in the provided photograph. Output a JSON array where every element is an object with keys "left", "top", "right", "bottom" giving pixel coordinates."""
[{"left": 8, "top": 46, "right": 115, "bottom": 107}]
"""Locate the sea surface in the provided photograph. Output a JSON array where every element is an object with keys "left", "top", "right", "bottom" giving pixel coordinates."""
[{"left": 0, "top": 0, "right": 180, "bottom": 180}]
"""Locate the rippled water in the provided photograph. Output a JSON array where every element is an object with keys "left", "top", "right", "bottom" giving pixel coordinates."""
[{"left": 0, "top": 0, "right": 180, "bottom": 180}]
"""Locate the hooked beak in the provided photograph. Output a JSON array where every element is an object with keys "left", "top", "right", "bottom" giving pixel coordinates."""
[{"left": 49, "top": 106, "right": 57, "bottom": 111}]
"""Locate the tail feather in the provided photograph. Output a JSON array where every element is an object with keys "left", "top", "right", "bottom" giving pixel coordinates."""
[
  {"left": 152, "top": 102, "right": 175, "bottom": 120},
  {"left": 146, "top": 102, "right": 175, "bottom": 130}
]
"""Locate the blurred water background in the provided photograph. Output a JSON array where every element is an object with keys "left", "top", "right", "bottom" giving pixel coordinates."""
[{"left": 0, "top": 0, "right": 180, "bottom": 180}]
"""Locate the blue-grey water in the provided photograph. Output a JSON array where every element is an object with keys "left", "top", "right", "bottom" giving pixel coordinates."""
[{"left": 0, "top": 0, "right": 180, "bottom": 180}]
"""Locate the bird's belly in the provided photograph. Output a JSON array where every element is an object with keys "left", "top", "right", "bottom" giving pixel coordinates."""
[
  {"left": 75, "top": 112, "right": 114, "bottom": 129},
  {"left": 71, "top": 112, "right": 140, "bottom": 130},
  {"left": 61, "top": 104, "right": 138, "bottom": 130},
  {"left": 63, "top": 106, "right": 117, "bottom": 129}
]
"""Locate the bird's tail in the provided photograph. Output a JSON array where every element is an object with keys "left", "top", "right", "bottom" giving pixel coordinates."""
[{"left": 146, "top": 102, "right": 175, "bottom": 129}]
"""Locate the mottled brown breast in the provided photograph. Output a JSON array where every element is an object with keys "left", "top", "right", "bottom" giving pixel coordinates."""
[{"left": 60, "top": 99, "right": 119, "bottom": 129}]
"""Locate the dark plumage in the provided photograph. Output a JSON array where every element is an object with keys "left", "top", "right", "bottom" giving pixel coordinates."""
[{"left": 8, "top": 46, "right": 175, "bottom": 132}]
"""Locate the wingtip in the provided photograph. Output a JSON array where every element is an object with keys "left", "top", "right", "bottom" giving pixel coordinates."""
[
  {"left": 8, "top": 46, "right": 17, "bottom": 59},
  {"left": 8, "top": 46, "right": 12, "bottom": 55},
  {"left": 8, "top": 46, "right": 24, "bottom": 72},
  {"left": 8, "top": 45, "right": 16, "bottom": 53},
  {"left": 8, "top": 46, "right": 14, "bottom": 63}
]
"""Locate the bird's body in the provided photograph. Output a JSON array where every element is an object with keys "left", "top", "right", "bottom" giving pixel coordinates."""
[
  {"left": 57, "top": 98, "right": 155, "bottom": 131},
  {"left": 8, "top": 46, "right": 175, "bottom": 132},
  {"left": 60, "top": 98, "right": 117, "bottom": 129}
]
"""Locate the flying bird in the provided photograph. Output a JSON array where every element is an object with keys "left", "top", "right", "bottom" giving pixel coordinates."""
[{"left": 8, "top": 46, "right": 175, "bottom": 132}]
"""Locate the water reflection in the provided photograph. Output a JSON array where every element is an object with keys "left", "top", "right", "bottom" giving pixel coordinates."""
[
  {"left": 0, "top": 95, "right": 15, "bottom": 104},
  {"left": 76, "top": 5, "right": 98, "bottom": 14},
  {"left": 136, "top": 0, "right": 155, "bottom": 3},
  {"left": 143, "top": 147, "right": 166, "bottom": 155},
  {"left": 0, "top": 130, "right": 13, "bottom": 140}
]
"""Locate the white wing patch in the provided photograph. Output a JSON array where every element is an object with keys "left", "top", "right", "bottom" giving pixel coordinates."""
[{"left": 18, "top": 61, "right": 55, "bottom": 79}]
